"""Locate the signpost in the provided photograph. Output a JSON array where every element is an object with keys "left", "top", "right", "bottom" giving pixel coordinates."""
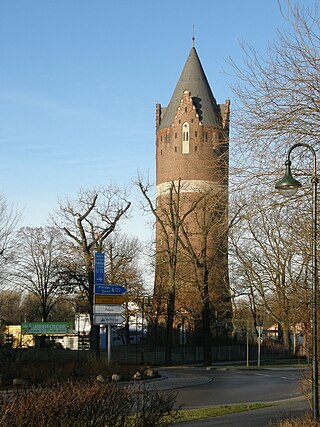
[
  {"left": 94, "top": 284, "right": 126, "bottom": 295},
  {"left": 95, "top": 295, "right": 125, "bottom": 305},
  {"left": 93, "top": 304, "right": 125, "bottom": 315},
  {"left": 92, "top": 263, "right": 127, "bottom": 364},
  {"left": 93, "top": 314, "right": 125, "bottom": 325},
  {"left": 94, "top": 252, "right": 105, "bottom": 284}
]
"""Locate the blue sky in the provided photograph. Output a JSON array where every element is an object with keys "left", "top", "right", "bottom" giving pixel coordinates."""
[{"left": 0, "top": 0, "right": 313, "bottom": 240}]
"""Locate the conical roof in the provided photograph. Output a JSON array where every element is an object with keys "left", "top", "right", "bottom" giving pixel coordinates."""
[{"left": 158, "top": 47, "right": 220, "bottom": 130}]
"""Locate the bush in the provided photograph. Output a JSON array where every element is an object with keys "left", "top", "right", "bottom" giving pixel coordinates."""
[
  {"left": 273, "top": 415, "right": 319, "bottom": 426},
  {"left": 0, "top": 358, "right": 139, "bottom": 386},
  {"left": 0, "top": 381, "right": 177, "bottom": 427}
]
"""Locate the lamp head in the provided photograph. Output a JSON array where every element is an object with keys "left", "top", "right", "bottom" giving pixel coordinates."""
[{"left": 275, "top": 159, "right": 302, "bottom": 196}]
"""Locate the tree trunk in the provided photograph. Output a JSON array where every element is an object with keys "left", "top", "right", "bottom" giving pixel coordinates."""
[
  {"left": 202, "top": 301, "right": 212, "bottom": 366},
  {"left": 88, "top": 263, "right": 100, "bottom": 357},
  {"left": 202, "top": 270, "right": 212, "bottom": 366},
  {"left": 165, "top": 291, "right": 175, "bottom": 366},
  {"left": 282, "top": 323, "right": 291, "bottom": 356}
]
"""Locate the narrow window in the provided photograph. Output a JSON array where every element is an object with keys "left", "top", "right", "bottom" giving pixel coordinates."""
[
  {"left": 195, "top": 131, "right": 198, "bottom": 137},
  {"left": 175, "top": 132, "right": 177, "bottom": 139},
  {"left": 182, "top": 122, "right": 190, "bottom": 154},
  {"left": 185, "top": 107, "right": 187, "bottom": 113},
  {"left": 175, "top": 146, "right": 177, "bottom": 152},
  {"left": 195, "top": 146, "right": 198, "bottom": 152},
  {"left": 161, "top": 150, "right": 163, "bottom": 155}
]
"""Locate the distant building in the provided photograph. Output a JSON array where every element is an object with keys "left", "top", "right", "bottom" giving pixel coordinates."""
[{"left": 4, "top": 324, "right": 34, "bottom": 348}]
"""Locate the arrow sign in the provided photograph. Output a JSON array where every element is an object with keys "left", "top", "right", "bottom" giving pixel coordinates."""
[
  {"left": 95, "top": 295, "right": 125, "bottom": 305},
  {"left": 93, "top": 314, "right": 125, "bottom": 325},
  {"left": 94, "top": 304, "right": 125, "bottom": 315},
  {"left": 94, "top": 252, "right": 105, "bottom": 284},
  {"left": 94, "top": 284, "right": 126, "bottom": 295}
]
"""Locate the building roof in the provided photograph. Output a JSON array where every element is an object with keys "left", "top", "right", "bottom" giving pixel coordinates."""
[{"left": 158, "top": 47, "right": 220, "bottom": 130}]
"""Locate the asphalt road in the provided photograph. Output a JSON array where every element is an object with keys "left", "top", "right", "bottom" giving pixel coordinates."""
[{"left": 157, "top": 366, "right": 310, "bottom": 426}]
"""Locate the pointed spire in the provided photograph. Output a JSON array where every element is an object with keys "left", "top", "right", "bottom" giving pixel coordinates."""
[
  {"left": 192, "top": 25, "right": 195, "bottom": 47},
  {"left": 158, "top": 47, "right": 219, "bottom": 130}
]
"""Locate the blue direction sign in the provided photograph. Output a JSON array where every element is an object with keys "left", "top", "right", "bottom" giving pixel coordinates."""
[
  {"left": 94, "top": 284, "right": 127, "bottom": 295},
  {"left": 94, "top": 252, "right": 105, "bottom": 284}
]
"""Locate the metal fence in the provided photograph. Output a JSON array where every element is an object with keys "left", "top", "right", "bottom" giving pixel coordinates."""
[
  {"left": 111, "top": 343, "right": 294, "bottom": 366},
  {"left": 1, "top": 342, "right": 301, "bottom": 366}
]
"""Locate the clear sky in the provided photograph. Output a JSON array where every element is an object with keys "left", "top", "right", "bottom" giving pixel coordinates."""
[{"left": 0, "top": 0, "right": 313, "bottom": 241}]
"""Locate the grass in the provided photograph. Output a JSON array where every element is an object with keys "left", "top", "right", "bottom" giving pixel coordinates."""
[{"left": 166, "top": 402, "right": 273, "bottom": 424}]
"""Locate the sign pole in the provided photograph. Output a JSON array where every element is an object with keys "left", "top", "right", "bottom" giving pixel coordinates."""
[
  {"left": 257, "top": 326, "right": 263, "bottom": 367},
  {"left": 93, "top": 269, "right": 127, "bottom": 363},
  {"left": 107, "top": 324, "right": 111, "bottom": 364}
]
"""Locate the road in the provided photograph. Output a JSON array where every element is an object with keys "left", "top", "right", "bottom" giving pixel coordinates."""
[{"left": 156, "top": 366, "right": 310, "bottom": 426}]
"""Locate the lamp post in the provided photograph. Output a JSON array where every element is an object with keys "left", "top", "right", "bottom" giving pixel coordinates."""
[
  {"left": 141, "top": 296, "right": 152, "bottom": 365},
  {"left": 257, "top": 325, "right": 263, "bottom": 367},
  {"left": 275, "top": 142, "right": 318, "bottom": 421}
]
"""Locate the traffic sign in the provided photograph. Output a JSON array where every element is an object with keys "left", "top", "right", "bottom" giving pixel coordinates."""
[
  {"left": 93, "top": 314, "right": 125, "bottom": 325},
  {"left": 257, "top": 326, "right": 263, "bottom": 336},
  {"left": 95, "top": 295, "right": 125, "bottom": 305},
  {"left": 94, "top": 252, "right": 105, "bottom": 284},
  {"left": 94, "top": 284, "right": 126, "bottom": 295},
  {"left": 94, "top": 304, "right": 125, "bottom": 315}
]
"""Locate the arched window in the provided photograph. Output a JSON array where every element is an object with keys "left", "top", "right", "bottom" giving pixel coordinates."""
[{"left": 182, "top": 122, "right": 190, "bottom": 154}]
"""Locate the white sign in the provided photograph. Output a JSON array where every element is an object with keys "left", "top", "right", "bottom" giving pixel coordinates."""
[
  {"left": 93, "top": 304, "right": 125, "bottom": 315},
  {"left": 93, "top": 314, "right": 125, "bottom": 325},
  {"left": 257, "top": 326, "right": 263, "bottom": 336}
]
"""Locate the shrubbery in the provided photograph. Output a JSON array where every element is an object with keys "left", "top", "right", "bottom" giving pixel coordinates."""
[
  {"left": 0, "top": 380, "right": 177, "bottom": 426},
  {"left": 0, "top": 355, "right": 176, "bottom": 426},
  {"left": 0, "top": 357, "right": 139, "bottom": 386},
  {"left": 274, "top": 417, "right": 318, "bottom": 426}
]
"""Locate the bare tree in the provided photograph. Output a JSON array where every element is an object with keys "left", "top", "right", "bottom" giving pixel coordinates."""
[
  {"left": 229, "top": 0, "right": 320, "bottom": 190},
  {"left": 137, "top": 176, "right": 234, "bottom": 366},
  {"left": 10, "top": 227, "right": 66, "bottom": 323},
  {"left": 52, "top": 186, "right": 131, "bottom": 354},
  {"left": 0, "top": 194, "right": 21, "bottom": 286},
  {"left": 227, "top": 1, "right": 320, "bottom": 353},
  {"left": 138, "top": 178, "right": 210, "bottom": 365},
  {"left": 0, "top": 194, "right": 21, "bottom": 255},
  {"left": 0, "top": 290, "right": 23, "bottom": 324},
  {"left": 177, "top": 188, "right": 232, "bottom": 365},
  {"left": 103, "top": 233, "right": 146, "bottom": 344},
  {"left": 230, "top": 198, "right": 310, "bottom": 350}
]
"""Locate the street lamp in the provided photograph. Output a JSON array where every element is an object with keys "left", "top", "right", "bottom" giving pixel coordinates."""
[
  {"left": 141, "top": 296, "right": 152, "bottom": 365},
  {"left": 275, "top": 142, "right": 318, "bottom": 421}
]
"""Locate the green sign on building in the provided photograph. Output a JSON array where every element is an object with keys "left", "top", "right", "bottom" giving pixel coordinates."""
[{"left": 21, "top": 322, "right": 73, "bottom": 335}]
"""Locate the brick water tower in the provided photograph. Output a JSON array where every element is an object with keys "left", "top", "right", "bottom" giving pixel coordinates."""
[{"left": 154, "top": 43, "right": 231, "bottom": 347}]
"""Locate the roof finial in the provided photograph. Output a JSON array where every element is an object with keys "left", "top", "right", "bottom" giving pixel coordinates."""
[{"left": 192, "top": 25, "right": 195, "bottom": 47}]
